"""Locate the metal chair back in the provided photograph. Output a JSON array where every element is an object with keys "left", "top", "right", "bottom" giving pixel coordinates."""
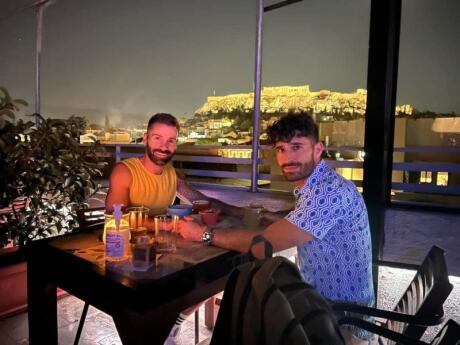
[
  {"left": 430, "top": 320, "right": 460, "bottom": 345},
  {"left": 387, "top": 246, "right": 454, "bottom": 343},
  {"left": 334, "top": 246, "right": 453, "bottom": 345},
  {"left": 76, "top": 207, "right": 105, "bottom": 232}
]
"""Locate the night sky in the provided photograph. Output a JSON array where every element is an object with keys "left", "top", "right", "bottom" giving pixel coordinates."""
[{"left": 1, "top": 0, "right": 459, "bottom": 126}]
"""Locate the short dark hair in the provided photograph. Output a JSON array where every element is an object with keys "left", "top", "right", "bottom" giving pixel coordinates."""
[
  {"left": 267, "top": 113, "right": 319, "bottom": 144},
  {"left": 147, "top": 113, "right": 180, "bottom": 132}
]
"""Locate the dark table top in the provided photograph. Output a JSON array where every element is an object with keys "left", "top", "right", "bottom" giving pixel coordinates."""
[
  {"left": 27, "top": 231, "right": 243, "bottom": 344},
  {"left": 29, "top": 231, "right": 240, "bottom": 311}
]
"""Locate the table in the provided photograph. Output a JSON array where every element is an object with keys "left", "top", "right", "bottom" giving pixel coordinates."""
[{"left": 27, "top": 232, "right": 242, "bottom": 344}]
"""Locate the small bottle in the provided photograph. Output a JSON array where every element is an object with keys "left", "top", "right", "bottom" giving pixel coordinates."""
[
  {"left": 105, "top": 204, "right": 130, "bottom": 262},
  {"left": 132, "top": 235, "right": 153, "bottom": 268}
]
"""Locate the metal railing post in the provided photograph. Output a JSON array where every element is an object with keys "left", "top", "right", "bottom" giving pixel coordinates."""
[
  {"left": 34, "top": 3, "right": 44, "bottom": 126},
  {"left": 363, "top": 0, "right": 402, "bottom": 297},
  {"left": 33, "top": 0, "right": 54, "bottom": 127},
  {"left": 250, "top": 0, "right": 264, "bottom": 193},
  {"left": 115, "top": 145, "right": 121, "bottom": 162}
]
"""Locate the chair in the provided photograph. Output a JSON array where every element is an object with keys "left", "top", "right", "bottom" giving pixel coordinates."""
[
  {"left": 429, "top": 319, "right": 460, "bottom": 345},
  {"left": 73, "top": 206, "right": 105, "bottom": 345},
  {"left": 76, "top": 206, "right": 105, "bottom": 232},
  {"left": 334, "top": 246, "right": 454, "bottom": 345},
  {"left": 338, "top": 319, "right": 460, "bottom": 345}
]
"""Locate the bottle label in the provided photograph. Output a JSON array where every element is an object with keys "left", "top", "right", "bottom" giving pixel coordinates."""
[{"left": 106, "top": 232, "right": 124, "bottom": 258}]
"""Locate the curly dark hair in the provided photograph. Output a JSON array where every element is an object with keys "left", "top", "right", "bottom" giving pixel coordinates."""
[
  {"left": 267, "top": 113, "right": 318, "bottom": 144},
  {"left": 147, "top": 113, "right": 180, "bottom": 131}
]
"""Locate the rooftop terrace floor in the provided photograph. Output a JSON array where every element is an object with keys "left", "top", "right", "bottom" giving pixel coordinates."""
[
  {"left": 3, "top": 186, "right": 455, "bottom": 344},
  {"left": 1, "top": 266, "right": 458, "bottom": 345}
]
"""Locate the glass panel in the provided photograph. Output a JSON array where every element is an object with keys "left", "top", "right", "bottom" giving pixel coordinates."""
[
  {"left": 1, "top": 1, "right": 371, "bottom": 190},
  {"left": 261, "top": 0, "right": 370, "bottom": 191},
  {"left": 385, "top": 1, "right": 460, "bottom": 271},
  {"left": 0, "top": 1, "right": 35, "bottom": 120},
  {"left": 392, "top": 0, "right": 460, "bottom": 208}
]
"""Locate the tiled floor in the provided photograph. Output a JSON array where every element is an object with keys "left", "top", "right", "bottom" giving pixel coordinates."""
[
  {"left": 1, "top": 268, "right": 459, "bottom": 345},
  {"left": 1, "top": 188, "right": 459, "bottom": 344},
  {"left": 0, "top": 296, "right": 213, "bottom": 345}
]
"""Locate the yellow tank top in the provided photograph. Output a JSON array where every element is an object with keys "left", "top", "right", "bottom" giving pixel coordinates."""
[{"left": 120, "top": 158, "right": 177, "bottom": 215}]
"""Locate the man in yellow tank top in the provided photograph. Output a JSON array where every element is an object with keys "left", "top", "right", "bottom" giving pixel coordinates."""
[
  {"left": 106, "top": 113, "right": 241, "bottom": 345},
  {"left": 106, "top": 113, "right": 241, "bottom": 216}
]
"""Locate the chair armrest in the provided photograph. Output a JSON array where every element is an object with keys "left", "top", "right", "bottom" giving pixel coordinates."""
[
  {"left": 339, "top": 317, "right": 428, "bottom": 345},
  {"left": 332, "top": 303, "right": 444, "bottom": 326}
]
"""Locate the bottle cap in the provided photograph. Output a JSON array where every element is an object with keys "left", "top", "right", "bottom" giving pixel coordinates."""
[{"left": 113, "top": 203, "right": 122, "bottom": 230}]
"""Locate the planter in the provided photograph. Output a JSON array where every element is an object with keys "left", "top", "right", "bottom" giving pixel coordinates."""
[
  {"left": 0, "top": 245, "right": 67, "bottom": 320},
  {"left": 0, "top": 260, "right": 27, "bottom": 319}
]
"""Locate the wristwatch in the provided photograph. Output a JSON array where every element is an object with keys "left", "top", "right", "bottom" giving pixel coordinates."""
[{"left": 201, "top": 226, "right": 215, "bottom": 246}]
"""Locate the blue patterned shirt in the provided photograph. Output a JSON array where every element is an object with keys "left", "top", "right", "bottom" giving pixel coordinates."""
[{"left": 286, "top": 160, "right": 375, "bottom": 339}]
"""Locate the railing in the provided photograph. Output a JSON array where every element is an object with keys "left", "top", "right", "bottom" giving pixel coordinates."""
[
  {"left": 96, "top": 144, "right": 460, "bottom": 205},
  {"left": 391, "top": 146, "right": 460, "bottom": 197}
]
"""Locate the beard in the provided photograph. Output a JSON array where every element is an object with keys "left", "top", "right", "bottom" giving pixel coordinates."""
[
  {"left": 281, "top": 156, "right": 316, "bottom": 182},
  {"left": 146, "top": 144, "right": 174, "bottom": 166}
]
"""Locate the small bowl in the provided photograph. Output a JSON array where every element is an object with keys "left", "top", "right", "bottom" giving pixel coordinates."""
[
  {"left": 199, "top": 209, "right": 220, "bottom": 226},
  {"left": 167, "top": 204, "right": 193, "bottom": 218}
]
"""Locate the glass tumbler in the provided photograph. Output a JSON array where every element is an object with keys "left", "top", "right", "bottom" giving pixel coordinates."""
[{"left": 154, "top": 215, "right": 178, "bottom": 253}]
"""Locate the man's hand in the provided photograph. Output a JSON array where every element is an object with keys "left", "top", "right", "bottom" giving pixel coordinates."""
[{"left": 178, "top": 216, "right": 206, "bottom": 242}]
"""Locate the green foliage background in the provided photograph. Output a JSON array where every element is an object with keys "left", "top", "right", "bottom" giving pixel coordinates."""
[{"left": 0, "top": 87, "right": 106, "bottom": 247}]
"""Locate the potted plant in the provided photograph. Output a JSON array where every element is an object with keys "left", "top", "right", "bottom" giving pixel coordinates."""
[{"left": 0, "top": 86, "right": 105, "bottom": 318}]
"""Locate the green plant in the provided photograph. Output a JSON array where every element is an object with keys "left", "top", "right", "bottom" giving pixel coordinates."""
[
  {"left": 0, "top": 87, "right": 27, "bottom": 152},
  {"left": 0, "top": 87, "right": 27, "bottom": 222},
  {"left": 0, "top": 87, "right": 28, "bottom": 125},
  {"left": 0, "top": 87, "right": 105, "bottom": 247}
]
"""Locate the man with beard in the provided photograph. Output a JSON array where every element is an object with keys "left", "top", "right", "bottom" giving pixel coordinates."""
[
  {"left": 106, "top": 113, "right": 241, "bottom": 345},
  {"left": 178, "top": 113, "right": 375, "bottom": 345},
  {"left": 106, "top": 113, "right": 240, "bottom": 216}
]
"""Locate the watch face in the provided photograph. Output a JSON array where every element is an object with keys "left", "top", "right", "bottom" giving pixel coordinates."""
[{"left": 202, "top": 230, "right": 212, "bottom": 244}]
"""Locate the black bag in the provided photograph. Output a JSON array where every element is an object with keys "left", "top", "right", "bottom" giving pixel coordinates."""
[{"left": 210, "top": 236, "right": 345, "bottom": 345}]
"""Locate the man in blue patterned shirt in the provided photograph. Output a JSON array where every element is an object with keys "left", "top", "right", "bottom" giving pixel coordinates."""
[{"left": 179, "top": 113, "right": 375, "bottom": 344}]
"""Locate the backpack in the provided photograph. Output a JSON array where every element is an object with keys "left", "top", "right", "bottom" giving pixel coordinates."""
[{"left": 210, "top": 236, "right": 345, "bottom": 345}]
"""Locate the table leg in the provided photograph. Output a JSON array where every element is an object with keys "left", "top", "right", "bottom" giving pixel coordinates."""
[
  {"left": 204, "top": 296, "right": 217, "bottom": 330},
  {"left": 27, "top": 257, "right": 58, "bottom": 344}
]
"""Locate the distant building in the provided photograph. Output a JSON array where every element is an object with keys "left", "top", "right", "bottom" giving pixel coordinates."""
[
  {"left": 218, "top": 138, "right": 235, "bottom": 145},
  {"left": 222, "top": 131, "right": 238, "bottom": 139},
  {"left": 79, "top": 133, "right": 98, "bottom": 144},
  {"left": 104, "top": 115, "right": 112, "bottom": 131},
  {"left": 219, "top": 148, "right": 252, "bottom": 159},
  {"left": 189, "top": 131, "right": 206, "bottom": 139},
  {"left": 208, "top": 118, "right": 233, "bottom": 129},
  {"left": 130, "top": 128, "right": 145, "bottom": 143},
  {"left": 195, "top": 85, "right": 413, "bottom": 118},
  {"left": 101, "top": 131, "right": 131, "bottom": 144}
]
